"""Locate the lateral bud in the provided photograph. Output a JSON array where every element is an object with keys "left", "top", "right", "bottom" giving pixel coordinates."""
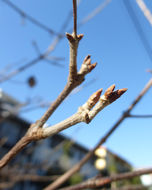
[
  {"left": 77, "top": 34, "right": 84, "bottom": 41},
  {"left": 66, "top": 33, "right": 83, "bottom": 43},
  {"left": 88, "top": 62, "right": 97, "bottom": 72},
  {"left": 87, "top": 88, "right": 103, "bottom": 109},
  {"left": 79, "top": 55, "right": 97, "bottom": 75},
  {"left": 66, "top": 33, "right": 74, "bottom": 43}
]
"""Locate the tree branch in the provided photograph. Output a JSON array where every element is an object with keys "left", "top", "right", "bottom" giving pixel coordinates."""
[
  {"left": 78, "top": 0, "right": 111, "bottom": 28},
  {"left": 45, "top": 78, "right": 152, "bottom": 190},
  {"left": 61, "top": 167, "right": 152, "bottom": 190},
  {"left": 0, "top": 86, "right": 126, "bottom": 170},
  {"left": 2, "top": 0, "right": 61, "bottom": 36},
  {"left": 128, "top": 114, "right": 152, "bottom": 118},
  {"left": 0, "top": 0, "right": 99, "bottom": 169},
  {"left": 0, "top": 135, "right": 32, "bottom": 169},
  {"left": 73, "top": 0, "right": 77, "bottom": 38},
  {"left": 136, "top": 0, "right": 152, "bottom": 26}
]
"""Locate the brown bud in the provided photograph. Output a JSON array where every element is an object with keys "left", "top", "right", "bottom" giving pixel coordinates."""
[
  {"left": 117, "top": 88, "right": 128, "bottom": 97},
  {"left": 105, "top": 84, "right": 115, "bottom": 94},
  {"left": 83, "top": 55, "right": 91, "bottom": 64},
  {"left": 77, "top": 34, "right": 84, "bottom": 41},
  {"left": 66, "top": 33, "right": 74, "bottom": 42},
  {"left": 104, "top": 85, "right": 127, "bottom": 103},
  {"left": 88, "top": 88, "right": 103, "bottom": 108},
  {"left": 88, "top": 62, "right": 97, "bottom": 72},
  {"left": 66, "top": 33, "right": 83, "bottom": 43},
  {"left": 83, "top": 55, "right": 97, "bottom": 72},
  {"left": 85, "top": 58, "right": 91, "bottom": 66}
]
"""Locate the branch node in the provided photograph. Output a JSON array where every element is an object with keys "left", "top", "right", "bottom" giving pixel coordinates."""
[
  {"left": 27, "top": 122, "right": 44, "bottom": 140},
  {"left": 66, "top": 33, "right": 75, "bottom": 43},
  {"left": 66, "top": 33, "right": 84, "bottom": 43},
  {"left": 84, "top": 112, "right": 90, "bottom": 124}
]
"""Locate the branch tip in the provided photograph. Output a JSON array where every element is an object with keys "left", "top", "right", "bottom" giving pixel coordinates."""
[
  {"left": 85, "top": 55, "right": 91, "bottom": 60},
  {"left": 104, "top": 85, "right": 127, "bottom": 103},
  {"left": 87, "top": 88, "right": 103, "bottom": 109},
  {"left": 83, "top": 55, "right": 91, "bottom": 64},
  {"left": 105, "top": 84, "right": 115, "bottom": 93},
  {"left": 89, "top": 62, "right": 97, "bottom": 71},
  {"left": 77, "top": 34, "right": 84, "bottom": 41},
  {"left": 117, "top": 88, "right": 128, "bottom": 96}
]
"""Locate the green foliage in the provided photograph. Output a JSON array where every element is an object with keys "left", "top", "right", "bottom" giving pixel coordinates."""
[
  {"left": 69, "top": 173, "right": 83, "bottom": 185},
  {"left": 108, "top": 163, "right": 118, "bottom": 173}
]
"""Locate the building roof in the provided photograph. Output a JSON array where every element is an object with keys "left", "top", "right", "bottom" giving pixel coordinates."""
[{"left": 0, "top": 88, "right": 21, "bottom": 106}]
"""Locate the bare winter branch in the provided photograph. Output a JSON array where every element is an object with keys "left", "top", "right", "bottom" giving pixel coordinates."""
[
  {"left": 78, "top": 0, "right": 112, "bottom": 27},
  {"left": 2, "top": 0, "right": 62, "bottom": 36},
  {"left": 0, "top": 85, "right": 126, "bottom": 169},
  {"left": 136, "top": 0, "right": 152, "bottom": 26},
  {"left": 73, "top": 0, "right": 77, "bottom": 38},
  {"left": 61, "top": 167, "right": 152, "bottom": 190},
  {"left": 128, "top": 114, "right": 152, "bottom": 118},
  {"left": 45, "top": 78, "right": 152, "bottom": 190}
]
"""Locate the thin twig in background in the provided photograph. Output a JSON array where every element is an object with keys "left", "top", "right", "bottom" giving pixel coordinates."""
[
  {"left": 0, "top": 58, "right": 27, "bottom": 76},
  {"left": 123, "top": 0, "right": 152, "bottom": 63},
  {"left": 2, "top": 0, "right": 62, "bottom": 36},
  {"left": 0, "top": 173, "right": 59, "bottom": 190},
  {"left": 32, "top": 40, "right": 41, "bottom": 55},
  {"left": 128, "top": 114, "right": 152, "bottom": 118},
  {"left": 19, "top": 77, "right": 97, "bottom": 113},
  {"left": 78, "top": 0, "right": 112, "bottom": 27},
  {"left": 1, "top": 173, "right": 59, "bottom": 182},
  {"left": 136, "top": 0, "right": 152, "bottom": 26},
  {"left": 0, "top": 3, "right": 72, "bottom": 83},
  {"left": 46, "top": 78, "right": 152, "bottom": 190},
  {"left": 61, "top": 167, "right": 152, "bottom": 190},
  {"left": 106, "top": 185, "right": 148, "bottom": 190},
  {"left": 0, "top": 45, "right": 64, "bottom": 83}
]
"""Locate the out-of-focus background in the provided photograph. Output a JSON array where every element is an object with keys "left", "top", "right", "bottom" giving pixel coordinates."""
[{"left": 0, "top": 0, "right": 152, "bottom": 189}]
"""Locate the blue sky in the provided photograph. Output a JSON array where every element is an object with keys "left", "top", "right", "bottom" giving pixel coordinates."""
[{"left": 0, "top": 0, "right": 152, "bottom": 168}]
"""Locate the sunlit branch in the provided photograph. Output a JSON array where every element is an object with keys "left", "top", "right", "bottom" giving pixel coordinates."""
[
  {"left": 136, "top": 0, "right": 152, "bottom": 25},
  {"left": 61, "top": 167, "right": 152, "bottom": 190},
  {"left": 46, "top": 78, "right": 152, "bottom": 190}
]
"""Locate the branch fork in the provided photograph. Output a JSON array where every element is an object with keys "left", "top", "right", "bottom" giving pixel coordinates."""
[
  {"left": 25, "top": 85, "right": 127, "bottom": 141},
  {"left": 0, "top": 0, "right": 128, "bottom": 174},
  {"left": 45, "top": 85, "right": 127, "bottom": 190},
  {"left": 27, "top": 85, "right": 127, "bottom": 140}
]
